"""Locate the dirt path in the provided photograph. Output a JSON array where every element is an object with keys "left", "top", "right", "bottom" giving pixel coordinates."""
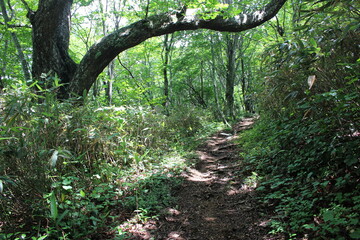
[{"left": 127, "top": 118, "right": 278, "bottom": 240}]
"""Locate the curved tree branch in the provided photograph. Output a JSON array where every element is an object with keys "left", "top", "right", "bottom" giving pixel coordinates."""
[{"left": 69, "top": 0, "right": 287, "bottom": 96}]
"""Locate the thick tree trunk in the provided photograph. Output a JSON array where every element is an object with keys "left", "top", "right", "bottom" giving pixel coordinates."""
[
  {"left": 28, "top": 0, "right": 77, "bottom": 96},
  {"left": 30, "top": 0, "right": 287, "bottom": 98}
]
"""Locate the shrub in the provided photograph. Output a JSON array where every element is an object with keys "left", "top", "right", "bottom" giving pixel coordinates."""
[{"left": 240, "top": 22, "right": 360, "bottom": 239}]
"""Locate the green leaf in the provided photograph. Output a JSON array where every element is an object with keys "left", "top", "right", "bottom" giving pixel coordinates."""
[
  {"left": 303, "top": 223, "right": 316, "bottom": 229},
  {"left": 350, "top": 218, "right": 359, "bottom": 225},
  {"left": 33, "top": 234, "right": 48, "bottom": 240},
  {"left": 344, "top": 156, "right": 358, "bottom": 166},
  {"left": 56, "top": 210, "right": 69, "bottom": 224},
  {"left": 309, "top": 38, "right": 317, "bottom": 48},
  {"left": 0, "top": 137, "right": 18, "bottom": 140},
  {"left": 350, "top": 229, "right": 360, "bottom": 239},
  {"left": 50, "top": 191, "right": 58, "bottom": 221},
  {"left": 80, "top": 190, "right": 86, "bottom": 197},
  {"left": 322, "top": 209, "right": 334, "bottom": 222}
]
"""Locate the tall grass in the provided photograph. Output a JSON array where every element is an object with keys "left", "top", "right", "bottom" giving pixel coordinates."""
[{"left": 0, "top": 81, "right": 218, "bottom": 239}]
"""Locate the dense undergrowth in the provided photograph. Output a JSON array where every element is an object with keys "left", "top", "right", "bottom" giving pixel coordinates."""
[
  {"left": 0, "top": 84, "right": 223, "bottom": 239},
  {"left": 1, "top": 2, "right": 359, "bottom": 240},
  {"left": 239, "top": 19, "right": 360, "bottom": 240}
]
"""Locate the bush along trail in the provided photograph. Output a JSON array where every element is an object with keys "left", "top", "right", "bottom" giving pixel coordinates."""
[{"left": 123, "top": 118, "right": 282, "bottom": 240}]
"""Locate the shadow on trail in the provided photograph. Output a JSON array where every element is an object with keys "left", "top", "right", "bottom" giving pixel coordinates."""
[{"left": 128, "top": 118, "right": 280, "bottom": 240}]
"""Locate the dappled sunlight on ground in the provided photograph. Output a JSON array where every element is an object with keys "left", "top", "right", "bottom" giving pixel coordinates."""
[
  {"left": 117, "top": 118, "right": 284, "bottom": 240},
  {"left": 184, "top": 168, "right": 214, "bottom": 182}
]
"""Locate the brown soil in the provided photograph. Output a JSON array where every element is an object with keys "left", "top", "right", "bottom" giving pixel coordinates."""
[{"left": 124, "top": 118, "right": 283, "bottom": 240}]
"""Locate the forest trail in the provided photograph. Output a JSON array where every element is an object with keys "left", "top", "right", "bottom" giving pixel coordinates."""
[{"left": 128, "top": 118, "right": 279, "bottom": 240}]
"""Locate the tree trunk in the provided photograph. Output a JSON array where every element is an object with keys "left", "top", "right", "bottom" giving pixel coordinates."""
[
  {"left": 162, "top": 34, "right": 174, "bottom": 109},
  {"left": 241, "top": 58, "right": 253, "bottom": 113},
  {"left": 225, "top": 33, "right": 238, "bottom": 119},
  {"left": 28, "top": 0, "right": 77, "bottom": 96},
  {"left": 106, "top": 61, "right": 114, "bottom": 105},
  {"left": 100, "top": 0, "right": 115, "bottom": 105},
  {"left": 29, "top": 0, "right": 287, "bottom": 98}
]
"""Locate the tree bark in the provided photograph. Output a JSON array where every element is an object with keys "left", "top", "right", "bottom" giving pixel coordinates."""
[
  {"left": 30, "top": 0, "right": 287, "bottom": 98},
  {"left": 29, "top": 0, "right": 77, "bottom": 96}
]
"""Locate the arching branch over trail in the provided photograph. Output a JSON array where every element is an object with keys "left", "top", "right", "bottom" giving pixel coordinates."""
[{"left": 29, "top": 0, "right": 287, "bottom": 97}]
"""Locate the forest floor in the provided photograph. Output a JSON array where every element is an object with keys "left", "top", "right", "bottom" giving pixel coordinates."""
[{"left": 122, "top": 118, "right": 284, "bottom": 240}]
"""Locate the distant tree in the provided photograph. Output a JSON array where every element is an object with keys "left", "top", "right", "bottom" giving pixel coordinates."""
[
  {"left": 224, "top": 33, "right": 239, "bottom": 119},
  {"left": 26, "top": 0, "right": 287, "bottom": 98},
  {"left": 162, "top": 33, "right": 174, "bottom": 110},
  {"left": 0, "top": 0, "right": 31, "bottom": 81}
]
